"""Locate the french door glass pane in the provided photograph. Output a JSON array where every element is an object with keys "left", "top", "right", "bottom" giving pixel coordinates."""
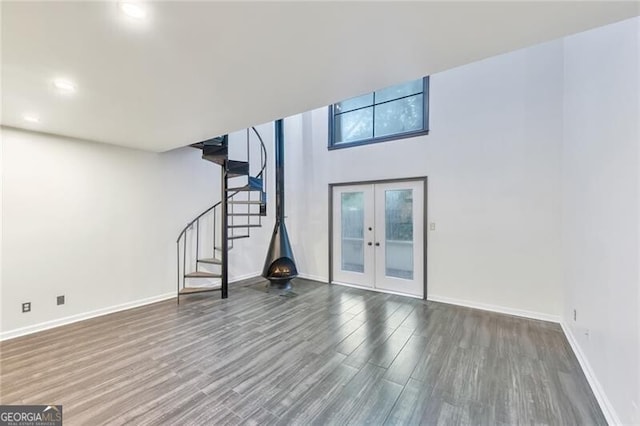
[
  {"left": 374, "top": 94, "right": 423, "bottom": 138},
  {"left": 341, "top": 192, "right": 365, "bottom": 273},
  {"left": 385, "top": 189, "right": 414, "bottom": 279},
  {"left": 334, "top": 107, "right": 374, "bottom": 144}
]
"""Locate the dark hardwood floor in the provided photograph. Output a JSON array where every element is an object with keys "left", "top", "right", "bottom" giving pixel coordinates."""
[{"left": 0, "top": 278, "right": 605, "bottom": 425}]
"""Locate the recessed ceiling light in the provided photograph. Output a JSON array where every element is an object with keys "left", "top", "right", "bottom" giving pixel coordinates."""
[
  {"left": 23, "top": 114, "right": 40, "bottom": 123},
  {"left": 53, "top": 78, "right": 76, "bottom": 94},
  {"left": 119, "top": 2, "right": 147, "bottom": 20}
]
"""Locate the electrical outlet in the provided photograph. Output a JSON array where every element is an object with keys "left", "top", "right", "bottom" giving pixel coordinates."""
[
  {"left": 57, "top": 295, "right": 65, "bottom": 305},
  {"left": 430, "top": 223, "right": 436, "bottom": 231},
  {"left": 22, "top": 302, "right": 31, "bottom": 313},
  {"left": 573, "top": 309, "right": 577, "bottom": 321},
  {"left": 585, "top": 329, "right": 590, "bottom": 339}
]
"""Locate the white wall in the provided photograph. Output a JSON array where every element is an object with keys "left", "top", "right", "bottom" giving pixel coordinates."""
[
  {"left": 0, "top": 124, "right": 274, "bottom": 338},
  {"left": 561, "top": 18, "right": 640, "bottom": 425},
  {"left": 284, "top": 40, "right": 564, "bottom": 320}
]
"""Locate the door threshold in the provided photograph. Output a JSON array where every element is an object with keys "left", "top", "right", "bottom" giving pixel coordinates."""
[{"left": 330, "top": 281, "right": 424, "bottom": 300}]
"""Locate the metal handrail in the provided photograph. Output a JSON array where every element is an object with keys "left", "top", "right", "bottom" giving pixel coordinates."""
[
  {"left": 175, "top": 126, "right": 267, "bottom": 244},
  {"left": 252, "top": 126, "right": 268, "bottom": 182},
  {"left": 176, "top": 125, "right": 268, "bottom": 300},
  {"left": 176, "top": 201, "right": 221, "bottom": 243}
]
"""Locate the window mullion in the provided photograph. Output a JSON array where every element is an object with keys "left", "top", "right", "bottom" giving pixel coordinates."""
[
  {"left": 334, "top": 103, "right": 375, "bottom": 116},
  {"left": 373, "top": 92, "right": 423, "bottom": 107},
  {"left": 372, "top": 91, "right": 376, "bottom": 139}
]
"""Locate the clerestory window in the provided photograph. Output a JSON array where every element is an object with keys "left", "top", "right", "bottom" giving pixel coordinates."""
[{"left": 328, "top": 77, "right": 429, "bottom": 149}]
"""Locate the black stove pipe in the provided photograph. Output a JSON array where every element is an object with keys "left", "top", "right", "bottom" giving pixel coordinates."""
[
  {"left": 274, "top": 119, "right": 285, "bottom": 223},
  {"left": 262, "top": 119, "right": 297, "bottom": 286}
]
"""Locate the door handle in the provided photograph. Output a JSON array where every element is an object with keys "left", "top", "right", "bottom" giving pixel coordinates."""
[
  {"left": 375, "top": 242, "right": 380, "bottom": 247},
  {"left": 367, "top": 242, "right": 372, "bottom": 246}
]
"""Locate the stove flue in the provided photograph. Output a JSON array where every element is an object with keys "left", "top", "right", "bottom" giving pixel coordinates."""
[{"left": 262, "top": 119, "right": 297, "bottom": 289}]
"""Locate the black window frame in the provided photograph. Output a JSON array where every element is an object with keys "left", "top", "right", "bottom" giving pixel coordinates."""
[{"left": 328, "top": 76, "right": 430, "bottom": 150}]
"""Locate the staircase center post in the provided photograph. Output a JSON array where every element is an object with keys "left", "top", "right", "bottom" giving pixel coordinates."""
[{"left": 221, "top": 164, "right": 229, "bottom": 299}]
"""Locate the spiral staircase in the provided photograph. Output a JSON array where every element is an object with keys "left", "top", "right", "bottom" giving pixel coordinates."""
[{"left": 176, "top": 127, "right": 267, "bottom": 302}]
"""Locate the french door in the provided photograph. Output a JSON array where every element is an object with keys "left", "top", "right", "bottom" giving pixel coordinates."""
[{"left": 331, "top": 179, "right": 424, "bottom": 298}]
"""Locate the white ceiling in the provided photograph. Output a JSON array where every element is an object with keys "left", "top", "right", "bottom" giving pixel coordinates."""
[{"left": 2, "top": 1, "right": 638, "bottom": 152}]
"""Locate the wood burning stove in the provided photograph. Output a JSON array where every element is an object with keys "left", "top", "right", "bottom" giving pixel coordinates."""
[{"left": 262, "top": 119, "right": 297, "bottom": 289}]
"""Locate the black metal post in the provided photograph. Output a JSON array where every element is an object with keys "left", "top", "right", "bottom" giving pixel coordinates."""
[
  {"left": 221, "top": 165, "right": 229, "bottom": 299},
  {"left": 260, "top": 129, "right": 265, "bottom": 227},
  {"left": 274, "top": 119, "right": 284, "bottom": 223},
  {"left": 247, "top": 128, "right": 250, "bottom": 168}
]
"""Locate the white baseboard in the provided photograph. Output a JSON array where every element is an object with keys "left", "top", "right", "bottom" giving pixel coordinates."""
[
  {"left": 561, "top": 322, "right": 621, "bottom": 425},
  {"left": 0, "top": 292, "right": 175, "bottom": 342},
  {"left": 0, "top": 273, "right": 263, "bottom": 342},
  {"left": 229, "top": 271, "right": 261, "bottom": 283},
  {"left": 426, "top": 294, "right": 560, "bottom": 323},
  {"left": 296, "top": 273, "right": 328, "bottom": 283}
]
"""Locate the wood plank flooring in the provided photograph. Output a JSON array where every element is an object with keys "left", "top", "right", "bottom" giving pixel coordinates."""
[{"left": 0, "top": 278, "right": 605, "bottom": 425}]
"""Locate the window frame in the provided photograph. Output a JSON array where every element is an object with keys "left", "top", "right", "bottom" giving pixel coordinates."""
[{"left": 328, "top": 76, "right": 430, "bottom": 150}]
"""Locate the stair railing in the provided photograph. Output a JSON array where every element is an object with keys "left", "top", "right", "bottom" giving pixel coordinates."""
[{"left": 176, "top": 126, "right": 268, "bottom": 300}]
